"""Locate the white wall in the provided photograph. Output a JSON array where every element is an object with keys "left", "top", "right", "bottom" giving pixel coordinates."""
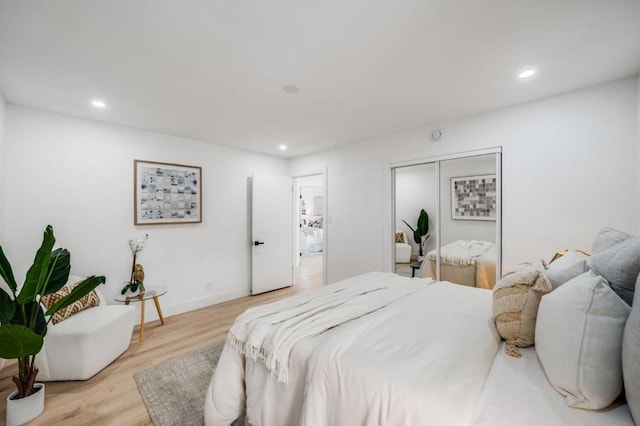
[
  {"left": 291, "top": 77, "right": 640, "bottom": 282},
  {"left": 0, "top": 92, "right": 6, "bottom": 242},
  {"left": 3, "top": 106, "right": 288, "bottom": 322}
]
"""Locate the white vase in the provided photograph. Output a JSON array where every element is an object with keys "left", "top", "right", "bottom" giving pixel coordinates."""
[{"left": 6, "top": 383, "right": 45, "bottom": 426}]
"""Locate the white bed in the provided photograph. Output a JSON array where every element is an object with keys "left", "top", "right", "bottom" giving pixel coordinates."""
[
  {"left": 420, "top": 240, "right": 498, "bottom": 289},
  {"left": 474, "top": 343, "right": 631, "bottom": 426},
  {"left": 204, "top": 272, "right": 633, "bottom": 426}
]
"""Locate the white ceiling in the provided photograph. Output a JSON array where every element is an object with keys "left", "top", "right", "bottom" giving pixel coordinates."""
[{"left": 1, "top": 1, "right": 639, "bottom": 158}]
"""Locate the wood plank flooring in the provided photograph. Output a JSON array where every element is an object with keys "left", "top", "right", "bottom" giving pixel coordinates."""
[
  {"left": 294, "top": 254, "right": 323, "bottom": 288},
  {"left": 0, "top": 273, "right": 321, "bottom": 425}
]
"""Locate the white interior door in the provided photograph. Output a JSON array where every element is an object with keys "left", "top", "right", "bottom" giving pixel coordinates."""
[{"left": 252, "top": 173, "right": 293, "bottom": 294}]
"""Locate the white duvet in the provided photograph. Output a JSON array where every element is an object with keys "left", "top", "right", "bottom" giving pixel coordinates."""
[{"left": 205, "top": 272, "right": 500, "bottom": 426}]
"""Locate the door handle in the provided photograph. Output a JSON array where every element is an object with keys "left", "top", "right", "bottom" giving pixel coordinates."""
[{"left": 253, "top": 241, "right": 265, "bottom": 246}]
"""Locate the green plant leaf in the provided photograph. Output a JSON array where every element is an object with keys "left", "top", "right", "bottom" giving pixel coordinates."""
[
  {"left": 0, "top": 324, "right": 44, "bottom": 359},
  {"left": 43, "top": 248, "right": 71, "bottom": 295},
  {"left": 45, "top": 275, "right": 105, "bottom": 316},
  {"left": 412, "top": 230, "right": 421, "bottom": 245},
  {"left": 0, "top": 290, "right": 16, "bottom": 323},
  {"left": 417, "top": 209, "right": 429, "bottom": 236},
  {"left": 0, "top": 245, "right": 18, "bottom": 294},
  {"left": 20, "top": 302, "right": 47, "bottom": 336},
  {"left": 401, "top": 219, "right": 416, "bottom": 233},
  {"left": 18, "top": 226, "right": 56, "bottom": 303}
]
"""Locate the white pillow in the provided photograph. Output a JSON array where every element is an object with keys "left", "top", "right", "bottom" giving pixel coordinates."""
[
  {"left": 623, "top": 274, "right": 640, "bottom": 423},
  {"left": 545, "top": 251, "right": 589, "bottom": 289},
  {"left": 536, "top": 270, "right": 630, "bottom": 409}
]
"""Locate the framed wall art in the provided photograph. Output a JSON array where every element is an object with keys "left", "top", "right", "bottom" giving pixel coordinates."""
[
  {"left": 451, "top": 174, "right": 496, "bottom": 221},
  {"left": 134, "top": 160, "right": 202, "bottom": 225}
]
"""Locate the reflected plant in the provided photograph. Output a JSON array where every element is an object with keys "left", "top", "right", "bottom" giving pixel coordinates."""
[{"left": 402, "top": 209, "right": 430, "bottom": 256}]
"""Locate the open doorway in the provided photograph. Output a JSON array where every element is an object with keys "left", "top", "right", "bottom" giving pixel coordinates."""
[{"left": 293, "top": 174, "right": 324, "bottom": 289}]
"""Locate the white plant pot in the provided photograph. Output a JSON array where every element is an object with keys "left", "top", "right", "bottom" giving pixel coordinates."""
[
  {"left": 6, "top": 383, "right": 45, "bottom": 426},
  {"left": 0, "top": 358, "right": 5, "bottom": 372}
]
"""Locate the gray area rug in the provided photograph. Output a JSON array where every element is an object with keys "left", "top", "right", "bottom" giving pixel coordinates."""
[{"left": 134, "top": 340, "right": 225, "bottom": 426}]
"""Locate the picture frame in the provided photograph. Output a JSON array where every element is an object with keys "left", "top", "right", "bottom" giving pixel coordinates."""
[
  {"left": 451, "top": 174, "right": 496, "bottom": 221},
  {"left": 134, "top": 160, "right": 202, "bottom": 225}
]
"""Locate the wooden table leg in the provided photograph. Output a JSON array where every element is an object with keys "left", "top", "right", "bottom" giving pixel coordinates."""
[
  {"left": 153, "top": 296, "right": 165, "bottom": 325},
  {"left": 140, "top": 299, "right": 146, "bottom": 343}
]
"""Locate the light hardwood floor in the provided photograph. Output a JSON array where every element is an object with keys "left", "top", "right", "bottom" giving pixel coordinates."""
[
  {"left": 0, "top": 276, "right": 321, "bottom": 425},
  {"left": 294, "top": 253, "right": 323, "bottom": 288}
]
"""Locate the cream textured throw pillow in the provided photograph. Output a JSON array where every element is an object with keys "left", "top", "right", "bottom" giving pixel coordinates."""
[
  {"left": 536, "top": 270, "right": 630, "bottom": 409},
  {"left": 492, "top": 260, "right": 552, "bottom": 357},
  {"left": 40, "top": 285, "right": 100, "bottom": 324}
]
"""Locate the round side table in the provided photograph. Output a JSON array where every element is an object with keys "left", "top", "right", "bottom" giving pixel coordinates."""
[{"left": 115, "top": 286, "right": 167, "bottom": 342}]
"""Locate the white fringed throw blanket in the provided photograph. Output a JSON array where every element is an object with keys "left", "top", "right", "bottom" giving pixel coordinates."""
[
  {"left": 427, "top": 240, "right": 492, "bottom": 267},
  {"left": 227, "top": 272, "right": 424, "bottom": 383}
]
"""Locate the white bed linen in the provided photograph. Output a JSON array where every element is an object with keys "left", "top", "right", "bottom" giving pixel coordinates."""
[
  {"left": 228, "top": 273, "right": 421, "bottom": 383},
  {"left": 205, "top": 276, "right": 500, "bottom": 426},
  {"left": 472, "top": 343, "right": 633, "bottom": 426}
]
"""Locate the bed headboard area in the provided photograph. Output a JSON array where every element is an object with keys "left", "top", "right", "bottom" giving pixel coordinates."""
[{"left": 492, "top": 227, "right": 640, "bottom": 422}]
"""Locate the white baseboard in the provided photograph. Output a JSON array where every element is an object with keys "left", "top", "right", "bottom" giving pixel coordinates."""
[{"left": 132, "top": 287, "right": 251, "bottom": 325}]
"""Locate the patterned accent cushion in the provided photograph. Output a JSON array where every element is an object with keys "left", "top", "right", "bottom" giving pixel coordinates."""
[
  {"left": 591, "top": 227, "right": 640, "bottom": 306},
  {"left": 536, "top": 270, "right": 630, "bottom": 409},
  {"left": 40, "top": 285, "right": 100, "bottom": 324},
  {"left": 492, "top": 260, "right": 552, "bottom": 357},
  {"left": 395, "top": 232, "right": 405, "bottom": 243}
]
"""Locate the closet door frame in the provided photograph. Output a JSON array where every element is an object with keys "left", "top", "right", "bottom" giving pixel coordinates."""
[{"left": 387, "top": 147, "right": 502, "bottom": 280}]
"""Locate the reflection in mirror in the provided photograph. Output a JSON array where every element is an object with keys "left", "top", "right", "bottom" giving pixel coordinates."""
[
  {"left": 394, "top": 163, "right": 436, "bottom": 277},
  {"left": 427, "top": 154, "right": 498, "bottom": 288}
]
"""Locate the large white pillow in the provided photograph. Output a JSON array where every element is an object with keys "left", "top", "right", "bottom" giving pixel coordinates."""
[
  {"left": 536, "top": 270, "right": 630, "bottom": 409},
  {"left": 622, "top": 274, "right": 640, "bottom": 423},
  {"left": 591, "top": 227, "right": 640, "bottom": 306}
]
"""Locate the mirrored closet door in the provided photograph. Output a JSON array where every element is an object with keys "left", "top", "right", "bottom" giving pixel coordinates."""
[
  {"left": 393, "top": 163, "right": 437, "bottom": 278},
  {"left": 393, "top": 150, "right": 501, "bottom": 288}
]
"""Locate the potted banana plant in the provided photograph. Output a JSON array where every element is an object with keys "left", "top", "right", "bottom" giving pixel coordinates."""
[
  {"left": 0, "top": 225, "right": 105, "bottom": 425},
  {"left": 402, "top": 209, "right": 430, "bottom": 257}
]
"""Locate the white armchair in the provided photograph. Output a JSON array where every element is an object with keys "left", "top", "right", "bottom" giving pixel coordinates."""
[
  {"left": 395, "top": 231, "right": 412, "bottom": 263},
  {"left": 35, "top": 276, "right": 136, "bottom": 381}
]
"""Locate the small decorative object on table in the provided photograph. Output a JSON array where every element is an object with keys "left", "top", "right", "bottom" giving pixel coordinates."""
[{"left": 121, "top": 234, "right": 149, "bottom": 295}]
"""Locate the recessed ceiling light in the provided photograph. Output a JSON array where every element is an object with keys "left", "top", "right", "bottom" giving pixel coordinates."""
[
  {"left": 518, "top": 69, "right": 536, "bottom": 79},
  {"left": 279, "top": 144, "right": 288, "bottom": 151},
  {"left": 282, "top": 85, "right": 299, "bottom": 94},
  {"left": 91, "top": 99, "right": 107, "bottom": 109}
]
